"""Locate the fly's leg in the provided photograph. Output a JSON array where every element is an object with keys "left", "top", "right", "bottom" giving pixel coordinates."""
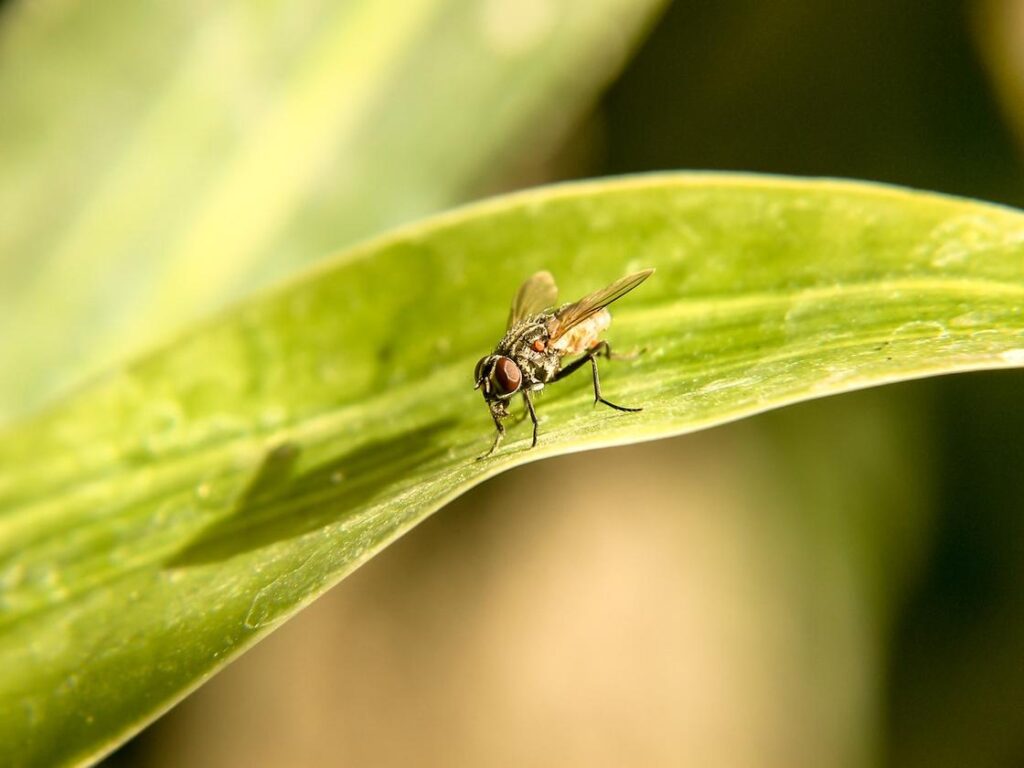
[
  {"left": 554, "top": 341, "right": 642, "bottom": 412},
  {"left": 588, "top": 344, "right": 641, "bottom": 412},
  {"left": 523, "top": 389, "right": 540, "bottom": 447},
  {"left": 477, "top": 411, "right": 506, "bottom": 460}
]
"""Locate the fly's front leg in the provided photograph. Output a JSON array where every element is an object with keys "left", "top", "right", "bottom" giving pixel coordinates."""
[
  {"left": 523, "top": 389, "right": 540, "bottom": 447},
  {"left": 554, "top": 341, "right": 642, "bottom": 412},
  {"left": 477, "top": 411, "right": 506, "bottom": 460}
]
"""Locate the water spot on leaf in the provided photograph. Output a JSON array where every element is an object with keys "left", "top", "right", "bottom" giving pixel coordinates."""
[
  {"left": 950, "top": 311, "right": 994, "bottom": 328},
  {"left": 999, "top": 349, "right": 1024, "bottom": 365},
  {"left": 889, "top": 320, "right": 949, "bottom": 341}
]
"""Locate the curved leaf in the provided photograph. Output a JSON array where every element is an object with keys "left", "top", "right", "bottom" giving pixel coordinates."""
[{"left": 1, "top": 174, "right": 1024, "bottom": 764}]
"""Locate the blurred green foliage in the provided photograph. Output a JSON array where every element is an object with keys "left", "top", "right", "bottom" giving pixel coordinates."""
[{"left": 0, "top": 0, "right": 664, "bottom": 424}]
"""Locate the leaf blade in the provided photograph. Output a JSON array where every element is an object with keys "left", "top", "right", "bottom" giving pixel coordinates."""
[{"left": 1, "top": 174, "right": 1023, "bottom": 763}]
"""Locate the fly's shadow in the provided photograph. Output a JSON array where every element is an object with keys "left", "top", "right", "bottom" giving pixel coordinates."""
[{"left": 166, "top": 418, "right": 456, "bottom": 567}]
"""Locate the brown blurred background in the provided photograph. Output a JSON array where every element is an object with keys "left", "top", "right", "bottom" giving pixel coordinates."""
[{"left": 103, "top": 1, "right": 1024, "bottom": 766}]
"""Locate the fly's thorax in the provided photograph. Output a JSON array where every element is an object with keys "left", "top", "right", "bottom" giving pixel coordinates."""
[
  {"left": 550, "top": 308, "right": 611, "bottom": 355},
  {"left": 519, "top": 350, "right": 560, "bottom": 386},
  {"left": 499, "top": 318, "right": 560, "bottom": 386}
]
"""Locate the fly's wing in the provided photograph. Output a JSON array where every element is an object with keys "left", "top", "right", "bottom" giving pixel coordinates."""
[
  {"left": 507, "top": 270, "right": 558, "bottom": 329},
  {"left": 547, "top": 268, "right": 654, "bottom": 341}
]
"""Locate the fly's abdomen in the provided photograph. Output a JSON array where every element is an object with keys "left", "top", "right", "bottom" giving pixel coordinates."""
[{"left": 550, "top": 309, "right": 611, "bottom": 355}]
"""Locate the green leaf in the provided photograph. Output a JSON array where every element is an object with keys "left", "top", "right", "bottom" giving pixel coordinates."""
[
  {"left": 1, "top": 174, "right": 1023, "bottom": 764},
  {"left": 0, "top": 0, "right": 665, "bottom": 423}
]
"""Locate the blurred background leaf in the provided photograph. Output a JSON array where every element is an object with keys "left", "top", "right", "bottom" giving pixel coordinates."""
[
  {"left": 976, "top": 0, "right": 1024, "bottom": 166},
  {"left": 0, "top": 0, "right": 665, "bottom": 424}
]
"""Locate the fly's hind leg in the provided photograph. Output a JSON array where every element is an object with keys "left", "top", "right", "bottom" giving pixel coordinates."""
[
  {"left": 554, "top": 341, "right": 642, "bottom": 412},
  {"left": 588, "top": 342, "right": 641, "bottom": 412}
]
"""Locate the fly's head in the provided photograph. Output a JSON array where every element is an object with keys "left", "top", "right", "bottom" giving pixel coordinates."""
[{"left": 474, "top": 354, "right": 522, "bottom": 420}]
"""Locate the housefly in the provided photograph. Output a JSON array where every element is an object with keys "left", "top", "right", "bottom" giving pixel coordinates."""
[{"left": 474, "top": 268, "right": 654, "bottom": 458}]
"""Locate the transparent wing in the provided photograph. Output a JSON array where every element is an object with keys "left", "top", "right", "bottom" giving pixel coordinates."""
[
  {"left": 507, "top": 270, "right": 558, "bottom": 329},
  {"left": 548, "top": 268, "right": 654, "bottom": 340}
]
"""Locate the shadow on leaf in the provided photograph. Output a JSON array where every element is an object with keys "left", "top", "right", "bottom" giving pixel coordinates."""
[{"left": 166, "top": 418, "right": 457, "bottom": 567}]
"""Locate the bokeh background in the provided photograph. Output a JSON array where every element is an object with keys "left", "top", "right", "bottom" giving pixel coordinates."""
[{"left": 5, "top": 0, "right": 1020, "bottom": 765}]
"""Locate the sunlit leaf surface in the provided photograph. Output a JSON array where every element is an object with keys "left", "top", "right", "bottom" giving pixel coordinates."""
[{"left": 1, "top": 174, "right": 1023, "bottom": 765}]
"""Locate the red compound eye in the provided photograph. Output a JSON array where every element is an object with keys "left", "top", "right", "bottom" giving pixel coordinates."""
[{"left": 493, "top": 357, "right": 522, "bottom": 394}]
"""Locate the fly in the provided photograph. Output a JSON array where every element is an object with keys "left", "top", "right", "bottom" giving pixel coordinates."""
[{"left": 474, "top": 268, "right": 654, "bottom": 459}]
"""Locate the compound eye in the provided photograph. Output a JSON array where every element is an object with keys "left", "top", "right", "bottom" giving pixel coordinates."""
[{"left": 493, "top": 357, "right": 522, "bottom": 394}]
